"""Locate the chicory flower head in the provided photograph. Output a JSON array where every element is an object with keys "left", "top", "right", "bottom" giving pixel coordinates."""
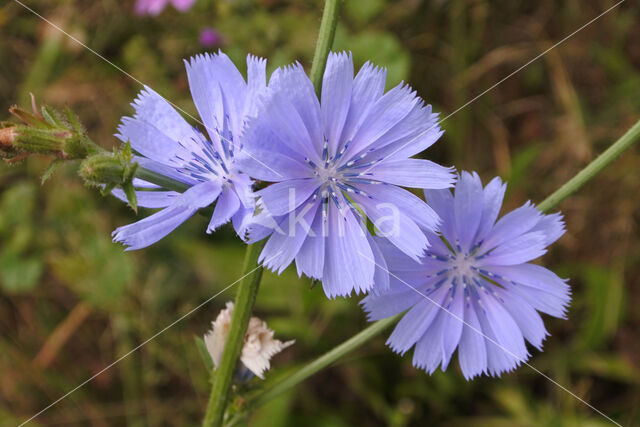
[
  {"left": 362, "top": 172, "right": 571, "bottom": 379},
  {"left": 112, "top": 52, "right": 267, "bottom": 250},
  {"left": 240, "top": 52, "right": 455, "bottom": 298}
]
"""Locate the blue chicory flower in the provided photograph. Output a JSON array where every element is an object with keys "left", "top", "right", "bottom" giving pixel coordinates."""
[
  {"left": 239, "top": 52, "right": 455, "bottom": 298},
  {"left": 111, "top": 52, "right": 267, "bottom": 250},
  {"left": 362, "top": 172, "right": 571, "bottom": 378}
]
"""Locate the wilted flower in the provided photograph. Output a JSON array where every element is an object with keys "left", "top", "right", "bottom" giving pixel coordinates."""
[
  {"left": 135, "top": 0, "right": 196, "bottom": 16},
  {"left": 240, "top": 51, "right": 455, "bottom": 298},
  {"left": 204, "top": 302, "right": 294, "bottom": 380},
  {"left": 112, "top": 52, "right": 267, "bottom": 250},
  {"left": 362, "top": 172, "right": 571, "bottom": 379}
]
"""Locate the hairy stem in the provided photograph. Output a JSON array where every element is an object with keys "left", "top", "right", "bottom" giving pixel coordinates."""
[
  {"left": 203, "top": 241, "right": 266, "bottom": 427},
  {"left": 538, "top": 118, "right": 640, "bottom": 213},
  {"left": 309, "top": 0, "right": 341, "bottom": 95}
]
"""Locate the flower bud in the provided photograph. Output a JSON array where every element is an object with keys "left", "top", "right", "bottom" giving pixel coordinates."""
[
  {"left": 2, "top": 102, "right": 99, "bottom": 161},
  {"left": 78, "top": 143, "right": 139, "bottom": 211},
  {"left": 79, "top": 143, "right": 137, "bottom": 188}
]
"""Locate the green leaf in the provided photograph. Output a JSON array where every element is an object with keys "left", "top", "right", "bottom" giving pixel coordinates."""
[
  {"left": 41, "top": 159, "right": 64, "bottom": 184},
  {"left": 122, "top": 181, "right": 138, "bottom": 213},
  {"left": 0, "top": 251, "right": 43, "bottom": 293},
  {"left": 195, "top": 335, "right": 214, "bottom": 372}
]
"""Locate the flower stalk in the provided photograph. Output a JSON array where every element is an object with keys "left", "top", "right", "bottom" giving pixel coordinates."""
[
  {"left": 537, "top": 118, "right": 640, "bottom": 213},
  {"left": 202, "top": 1, "right": 341, "bottom": 425},
  {"left": 203, "top": 241, "right": 266, "bottom": 426},
  {"left": 309, "top": 0, "right": 341, "bottom": 95}
]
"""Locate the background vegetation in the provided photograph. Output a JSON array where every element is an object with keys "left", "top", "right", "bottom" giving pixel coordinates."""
[{"left": 1, "top": 0, "right": 639, "bottom": 425}]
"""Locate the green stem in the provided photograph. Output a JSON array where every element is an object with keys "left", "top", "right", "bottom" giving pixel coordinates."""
[
  {"left": 538, "top": 118, "right": 640, "bottom": 213},
  {"left": 135, "top": 167, "right": 190, "bottom": 193},
  {"left": 258, "top": 314, "right": 398, "bottom": 404},
  {"left": 309, "top": 0, "right": 341, "bottom": 95},
  {"left": 203, "top": 241, "right": 266, "bottom": 427}
]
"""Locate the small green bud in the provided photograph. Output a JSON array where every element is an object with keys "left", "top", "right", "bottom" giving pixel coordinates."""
[
  {"left": 79, "top": 143, "right": 139, "bottom": 211},
  {"left": 3, "top": 100, "right": 102, "bottom": 163}
]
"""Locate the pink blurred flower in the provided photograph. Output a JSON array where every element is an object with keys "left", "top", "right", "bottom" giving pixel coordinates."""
[
  {"left": 135, "top": 0, "right": 196, "bottom": 16},
  {"left": 199, "top": 28, "right": 224, "bottom": 48}
]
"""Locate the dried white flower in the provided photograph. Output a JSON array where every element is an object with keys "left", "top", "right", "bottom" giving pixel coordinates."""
[{"left": 204, "top": 301, "right": 294, "bottom": 380}]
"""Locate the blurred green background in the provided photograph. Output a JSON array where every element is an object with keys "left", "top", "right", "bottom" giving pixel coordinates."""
[{"left": 1, "top": 0, "right": 640, "bottom": 425}]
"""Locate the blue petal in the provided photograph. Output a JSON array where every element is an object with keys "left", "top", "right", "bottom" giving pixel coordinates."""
[
  {"left": 117, "top": 117, "right": 189, "bottom": 164},
  {"left": 113, "top": 180, "right": 221, "bottom": 250},
  {"left": 386, "top": 286, "right": 448, "bottom": 355},
  {"left": 357, "top": 183, "right": 441, "bottom": 233},
  {"left": 361, "top": 289, "right": 417, "bottom": 321},
  {"left": 269, "top": 63, "right": 324, "bottom": 157},
  {"left": 354, "top": 102, "right": 443, "bottom": 164},
  {"left": 480, "top": 231, "right": 547, "bottom": 265},
  {"left": 482, "top": 263, "right": 570, "bottom": 299},
  {"left": 454, "top": 171, "right": 485, "bottom": 252},
  {"left": 254, "top": 85, "right": 321, "bottom": 161},
  {"left": 353, "top": 193, "right": 429, "bottom": 261},
  {"left": 440, "top": 288, "right": 465, "bottom": 370},
  {"left": 476, "top": 292, "right": 529, "bottom": 376},
  {"left": 322, "top": 200, "right": 375, "bottom": 297},
  {"left": 260, "top": 201, "right": 319, "bottom": 274},
  {"left": 185, "top": 52, "right": 248, "bottom": 140},
  {"left": 346, "top": 83, "right": 418, "bottom": 159},
  {"left": 486, "top": 264, "right": 571, "bottom": 318},
  {"left": 412, "top": 305, "right": 447, "bottom": 373},
  {"left": 236, "top": 144, "right": 312, "bottom": 182},
  {"left": 458, "top": 301, "right": 487, "bottom": 379},
  {"left": 295, "top": 206, "right": 325, "bottom": 279},
  {"left": 370, "top": 159, "right": 455, "bottom": 189},
  {"left": 244, "top": 54, "right": 267, "bottom": 118},
  {"left": 111, "top": 189, "right": 180, "bottom": 208},
  {"left": 367, "top": 233, "right": 390, "bottom": 294},
  {"left": 424, "top": 188, "right": 457, "bottom": 244},
  {"left": 475, "top": 176, "right": 506, "bottom": 243},
  {"left": 257, "top": 178, "right": 320, "bottom": 216},
  {"left": 322, "top": 52, "right": 354, "bottom": 155},
  {"left": 128, "top": 86, "right": 200, "bottom": 148},
  {"left": 339, "top": 61, "right": 387, "bottom": 149},
  {"left": 231, "top": 205, "right": 254, "bottom": 241},
  {"left": 480, "top": 201, "right": 542, "bottom": 252},
  {"left": 494, "top": 287, "right": 548, "bottom": 350},
  {"left": 207, "top": 186, "right": 240, "bottom": 233},
  {"left": 530, "top": 212, "right": 565, "bottom": 246}
]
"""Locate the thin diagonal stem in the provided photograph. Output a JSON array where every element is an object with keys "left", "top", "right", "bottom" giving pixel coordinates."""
[
  {"left": 538, "top": 118, "right": 640, "bottom": 213},
  {"left": 257, "top": 314, "right": 398, "bottom": 406}
]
